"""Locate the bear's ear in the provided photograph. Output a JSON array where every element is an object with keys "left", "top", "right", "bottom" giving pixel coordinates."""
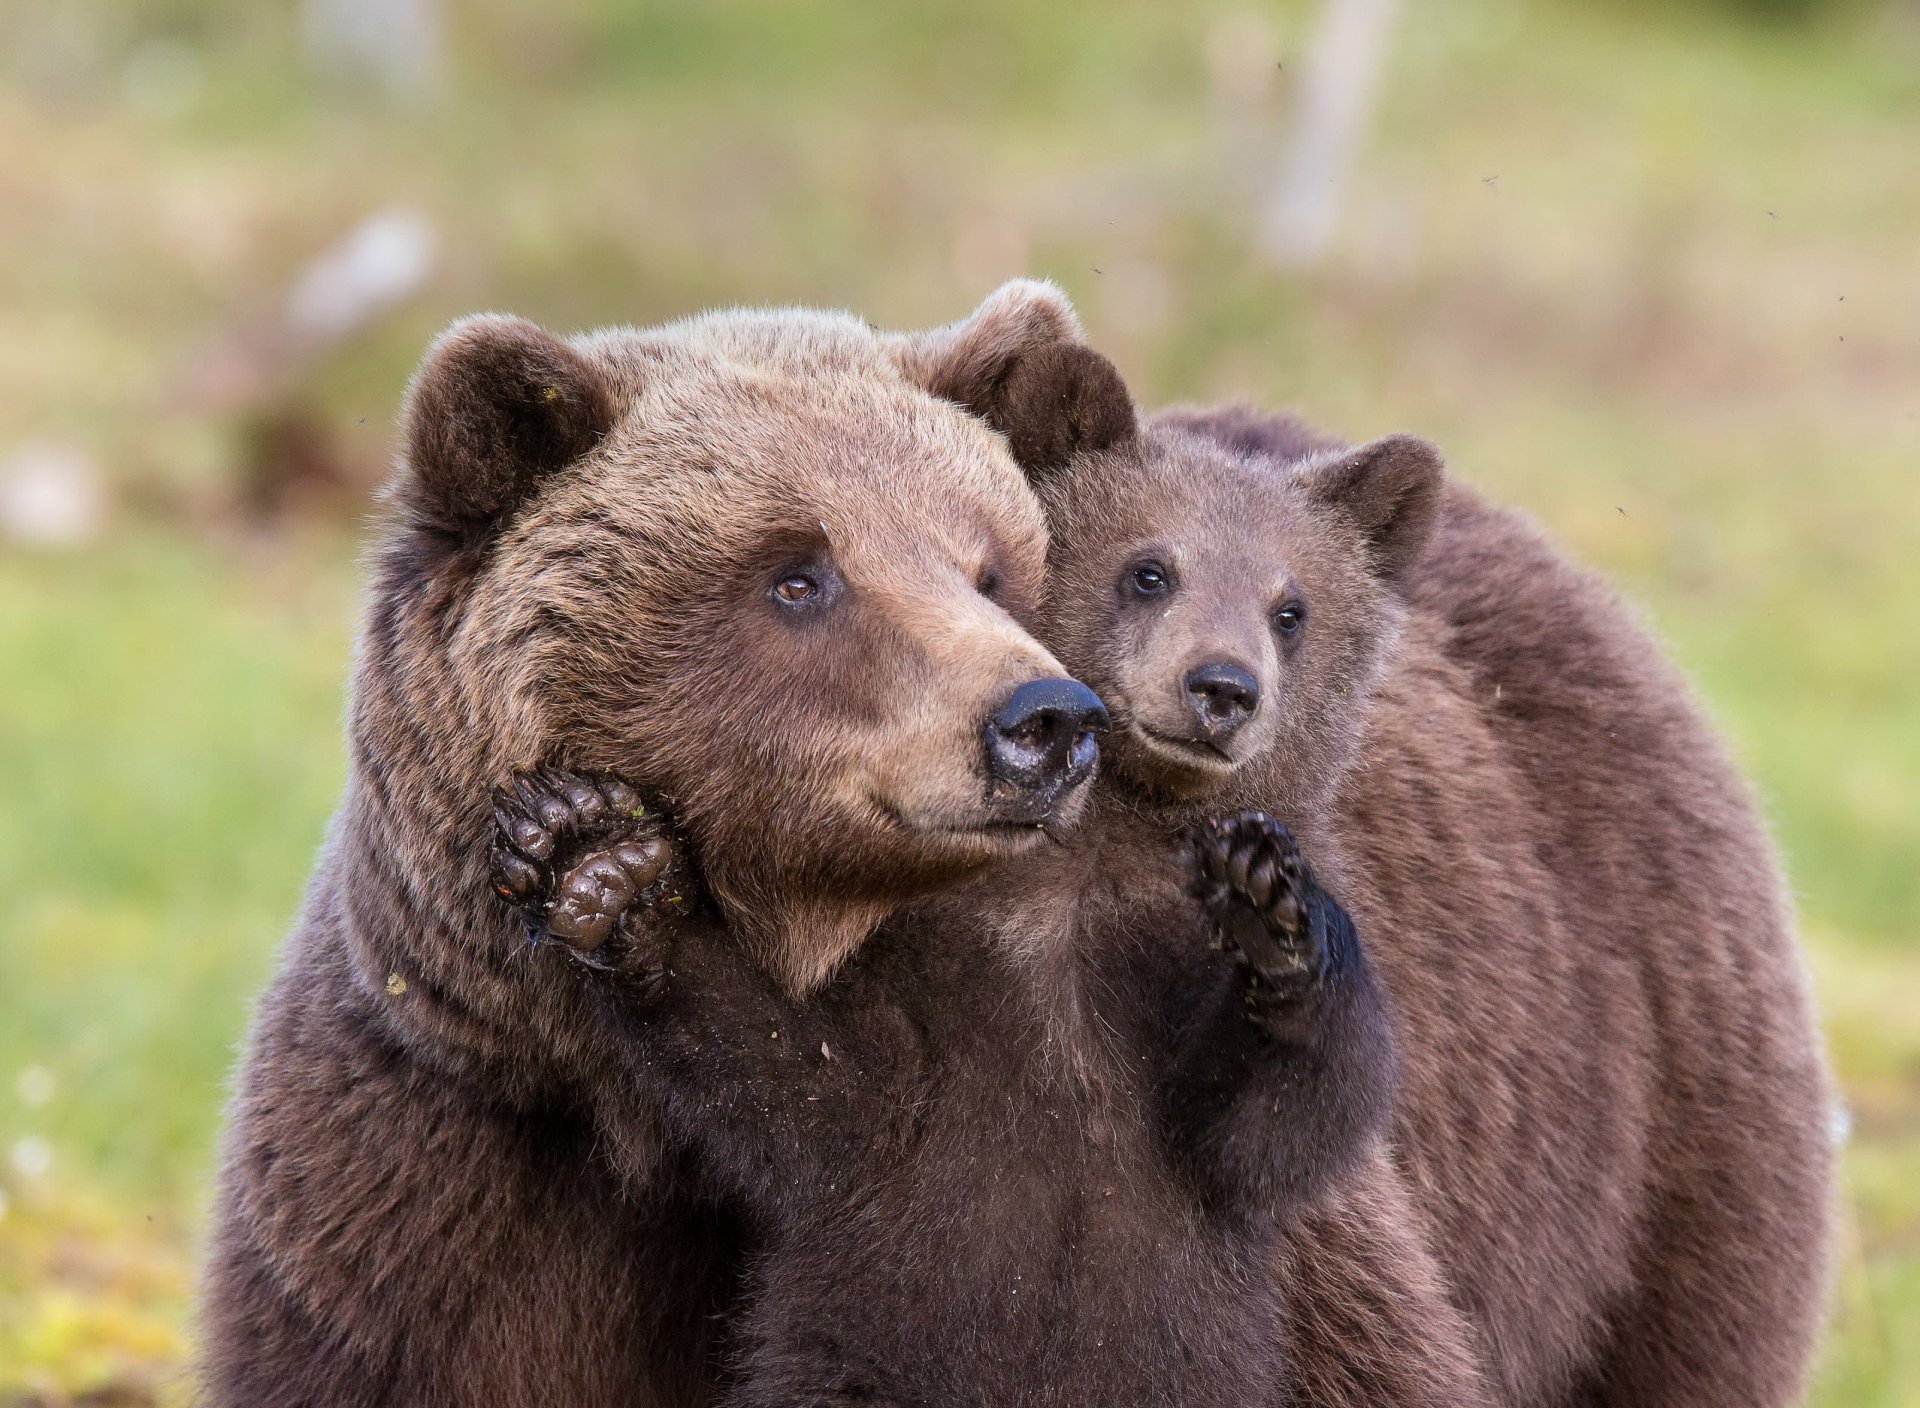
[
  {"left": 398, "top": 314, "right": 619, "bottom": 532},
  {"left": 894, "top": 279, "right": 1137, "bottom": 480},
  {"left": 1299, "top": 433, "right": 1445, "bottom": 584}
]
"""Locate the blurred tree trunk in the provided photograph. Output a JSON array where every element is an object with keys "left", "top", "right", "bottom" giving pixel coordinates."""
[
  {"left": 1259, "top": 0, "right": 1403, "bottom": 270},
  {"left": 302, "top": 0, "right": 442, "bottom": 98}
]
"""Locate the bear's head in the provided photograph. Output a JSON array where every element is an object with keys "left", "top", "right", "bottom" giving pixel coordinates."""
[
  {"left": 895, "top": 285, "right": 1442, "bottom": 823},
  {"left": 370, "top": 302, "right": 1108, "bottom": 992}
]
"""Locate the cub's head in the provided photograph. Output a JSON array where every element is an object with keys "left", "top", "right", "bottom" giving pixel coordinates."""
[
  {"left": 375, "top": 305, "right": 1106, "bottom": 991},
  {"left": 896, "top": 285, "right": 1442, "bottom": 820},
  {"left": 1039, "top": 414, "right": 1442, "bottom": 818}
]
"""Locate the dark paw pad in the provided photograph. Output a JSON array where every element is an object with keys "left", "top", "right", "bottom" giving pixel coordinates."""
[
  {"left": 1189, "top": 810, "right": 1323, "bottom": 1002},
  {"left": 489, "top": 767, "right": 680, "bottom": 954}
]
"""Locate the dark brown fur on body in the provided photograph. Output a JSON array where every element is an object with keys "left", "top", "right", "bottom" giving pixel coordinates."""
[
  {"left": 200, "top": 923, "right": 741, "bottom": 1407},
  {"left": 546, "top": 806, "right": 1393, "bottom": 1407},
  {"left": 1020, "top": 389, "right": 1832, "bottom": 1407}
]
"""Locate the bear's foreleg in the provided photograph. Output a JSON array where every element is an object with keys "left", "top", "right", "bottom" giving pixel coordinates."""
[
  {"left": 1164, "top": 810, "right": 1398, "bottom": 1224},
  {"left": 489, "top": 765, "right": 919, "bottom": 1209}
]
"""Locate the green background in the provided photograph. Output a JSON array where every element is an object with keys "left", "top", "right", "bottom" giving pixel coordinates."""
[{"left": 1, "top": 1, "right": 1915, "bottom": 1401}]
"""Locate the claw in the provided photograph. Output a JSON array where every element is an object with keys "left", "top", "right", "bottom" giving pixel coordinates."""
[
  {"left": 1246, "top": 854, "right": 1277, "bottom": 908},
  {"left": 1226, "top": 839, "right": 1256, "bottom": 895},
  {"left": 561, "top": 778, "right": 606, "bottom": 823},
  {"left": 492, "top": 847, "right": 546, "bottom": 900}
]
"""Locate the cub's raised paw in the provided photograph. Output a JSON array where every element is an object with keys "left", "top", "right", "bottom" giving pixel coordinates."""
[
  {"left": 1189, "top": 810, "right": 1326, "bottom": 1010},
  {"left": 489, "top": 766, "right": 685, "bottom": 962}
]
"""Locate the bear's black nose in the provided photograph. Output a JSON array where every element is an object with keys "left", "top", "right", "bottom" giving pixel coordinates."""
[
  {"left": 1184, "top": 662, "right": 1261, "bottom": 739},
  {"left": 985, "top": 678, "right": 1109, "bottom": 804}
]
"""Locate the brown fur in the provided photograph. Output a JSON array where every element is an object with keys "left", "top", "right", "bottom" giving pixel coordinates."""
[
  {"left": 1396, "top": 466, "right": 1835, "bottom": 1407},
  {"left": 504, "top": 289, "right": 1432, "bottom": 1403},
  {"left": 198, "top": 301, "right": 1110, "bottom": 1405},
  {"left": 202, "top": 278, "right": 1832, "bottom": 1406},
  {"left": 933, "top": 340, "right": 1835, "bottom": 1408},
  {"left": 537, "top": 797, "right": 1395, "bottom": 1407},
  {"left": 202, "top": 287, "right": 1411, "bottom": 1407}
]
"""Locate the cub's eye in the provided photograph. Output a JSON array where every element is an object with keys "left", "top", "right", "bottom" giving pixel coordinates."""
[
  {"left": 1272, "top": 602, "right": 1306, "bottom": 635},
  {"left": 773, "top": 573, "right": 820, "bottom": 604},
  {"left": 1126, "top": 562, "right": 1172, "bottom": 597},
  {"left": 976, "top": 568, "right": 1002, "bottom": 602}
]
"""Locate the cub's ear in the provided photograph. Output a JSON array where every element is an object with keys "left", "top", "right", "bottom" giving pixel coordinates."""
[
  {"left": 893, "top": 279, "right": 1137, "bottom": 479},
  {"left": 1300, "top": 433, "right": 1445, "bottom": 583},
  {"left": 398, "top": 314, "right": 618, "bottom": 532}
]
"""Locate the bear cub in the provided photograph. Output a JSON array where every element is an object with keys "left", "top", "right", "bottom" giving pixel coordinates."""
[{"left": 936, "top": 288, "right": 1829, "bottom": 1408}]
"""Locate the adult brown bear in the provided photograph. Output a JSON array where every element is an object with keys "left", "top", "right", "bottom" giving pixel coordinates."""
[
  {"left": 913, "top": 281, "right": 1834, "bottom": 1408},
  {"left": 197, "top": 304, "right": 1118, "bottom": 1406}
]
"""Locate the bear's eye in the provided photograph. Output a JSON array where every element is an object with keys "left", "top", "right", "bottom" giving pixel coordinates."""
[
  {"left": 1272, "top": 601, "right": 1306, "bottom": 635},
  {"left": 976, "top": 568, "right": 1002, "bottom": 602},
  {"left": 766, "top": 555, "right": 843, "bottom": 614},
  {"left": 773, "top": 573, "right": 821, "bottom": 604},
  {"left": 1126, "top": 561, "right": 1172, "bottom": 598}
]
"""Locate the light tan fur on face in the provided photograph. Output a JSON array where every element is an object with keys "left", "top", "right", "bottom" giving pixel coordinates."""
[{"left": 386, "top": 303, "right": 1083, "bottom": 993}]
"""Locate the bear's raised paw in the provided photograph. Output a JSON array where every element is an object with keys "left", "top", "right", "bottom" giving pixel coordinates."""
[
  {"left": 1189, "top": 810, "right": 1329, "bottom": 1013},
  {"left": 489, "top": 766, "right": 686, "bottom": 962}
]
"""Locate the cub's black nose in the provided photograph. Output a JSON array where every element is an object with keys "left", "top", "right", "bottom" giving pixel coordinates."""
[
  {"left": 986, "top": 678, "right": 1109, "bottom": 800},
  {"left": 1184, "top": 662, "right": 1261, "bottom": 739}
]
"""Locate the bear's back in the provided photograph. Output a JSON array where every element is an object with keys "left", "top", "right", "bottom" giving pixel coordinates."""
[{"left": 1333, "top": 483, "right": 1831, "bottom": 1404}]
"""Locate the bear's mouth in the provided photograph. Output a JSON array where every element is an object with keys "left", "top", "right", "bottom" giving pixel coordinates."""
[
  {"left": 1131, "top": 724, "right": 1238, "bottom": 773},
  {"left": 869, "top": 796, "right": 1060, "bottom": 845}
]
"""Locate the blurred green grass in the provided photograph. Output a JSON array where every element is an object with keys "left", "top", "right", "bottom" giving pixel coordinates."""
[{"left": 1, "top": 0, "right": 1916, "bottom": 1402}]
